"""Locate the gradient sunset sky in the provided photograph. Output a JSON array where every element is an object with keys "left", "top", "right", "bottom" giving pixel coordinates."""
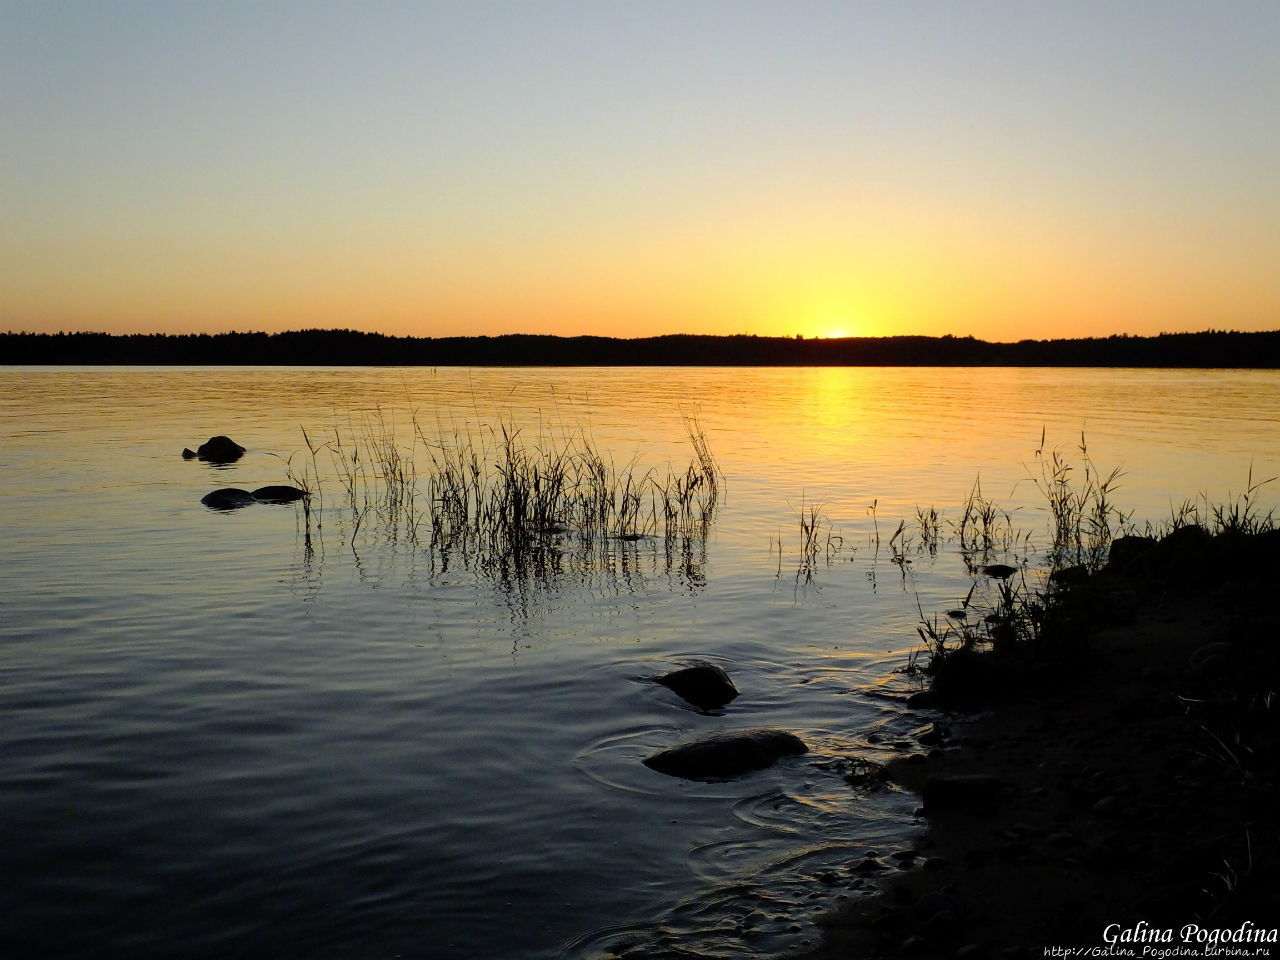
[{"left": 3, "top": 0, "right": 1278, "bottom": 341}]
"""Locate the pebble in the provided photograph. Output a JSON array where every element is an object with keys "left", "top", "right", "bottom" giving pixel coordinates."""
[
  {"left": 1092, "top": 795, "right": 1118, "bottom": 815},
  {"left": 915, "top": 722, "right": 947, "bottom": 746}
]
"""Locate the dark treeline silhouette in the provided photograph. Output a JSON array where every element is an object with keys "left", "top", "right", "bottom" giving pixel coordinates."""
[{"left": 5, "top": 328, "right": 1280, "bottom": 367}]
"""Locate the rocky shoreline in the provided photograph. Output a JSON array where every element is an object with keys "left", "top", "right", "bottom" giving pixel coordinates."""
[{"left": 793, "top": 529, "right": 1280, "bottom": 958}]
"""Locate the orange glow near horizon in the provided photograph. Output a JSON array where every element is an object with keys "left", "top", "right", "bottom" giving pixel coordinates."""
[
  {"left": 6, "top": 207, "right": 1277, "bottom": 342},
  {"left": 12, "top": 172, "right": 1275, "bottom": 343}
]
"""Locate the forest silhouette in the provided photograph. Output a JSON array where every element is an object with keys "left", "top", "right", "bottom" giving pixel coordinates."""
[{"left": 5, "top": 329, "right": 1279, "bottom": 367}]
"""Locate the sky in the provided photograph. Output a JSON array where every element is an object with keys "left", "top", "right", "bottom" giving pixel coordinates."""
[{"left": 3, "top": 1, "right": 1279, "bottom": 341}]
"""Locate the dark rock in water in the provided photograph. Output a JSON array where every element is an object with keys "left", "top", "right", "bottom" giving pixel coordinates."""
[
  {"left": 187, "top": 435, "right": 246, "bottom": 463},
  {"left": 980, "top": 563, "right": 1019, "bottom": 579},
  {"left": 1049, "top": 564, "right": 1091, "bottom": 586},
  {"left": 182, "top": 448, "right": 197, "bottom": 459},
  {"left": 201, "top": 488, "right": 257, "bottom": 510},
  {"left": 655, "top": 661, "right": 739, "bottom": 710},
  {"left": 854, "top": 855, "right": 887, "bottom": 875},
  {"left": 844, "top": 758, "right": 887, "bottom": 787},
  {"left": 906, "top": 689, "right": 941, "bottom": 709},
  {"left": 913, "top": 722, "right": 946, "bottom": 746},
  {"left": 921, "top": 773, "right": 1004, "bottom": 811},
  {"left": 1107, "top": 534, "right": 1157, "bottom": 571},
  {"left": 251, "top": 485, "right": 307, "bottom": 504},
  {"left": 643, "top": 729, "right": 808, "bottom": 780}
]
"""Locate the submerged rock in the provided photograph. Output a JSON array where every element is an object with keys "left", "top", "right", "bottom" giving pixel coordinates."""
[
  {"left": 980, "top": 563, "right": 1019, "bottom": 579},
  {"left": 251, "top": 485, "right": 307, "bottom": 504},
  {"left": 184, "top": 435, "right": 246, "bottom": 463},
  {"left": 654, "top": 661, "right": 739, "bottom": 710},
  {"left": 906, "top": 689, "right": 941, "bottom": 709},
  {"left": 913, "top": 722, "right": 947, "bottom": 746},
  {"left": 643, "top": 728, "right": 808, "bottom": 780},
  {"left": 1050, "top": 564, "right": 1091, "bottom": 586},
  {"left": 201, "top": 488, "right": 257, "bottom": 510}
]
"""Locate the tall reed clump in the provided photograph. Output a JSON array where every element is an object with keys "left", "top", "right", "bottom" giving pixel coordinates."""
[
  {"left": 303, "top": 409, "right": 721, "bottom": 577},
  {"left": 1209, "top": 467, "right": 1276, "bottom": 535},
  {"left": 909, "top": 433, "right": 1129, "bottom": 674},
  {"left": 1141, "top": 465, "right": 1276, "bottom": 539},
  {"left": 1026, "top": 429, "right": 1130, "bottom": 573},
  {"left": 319, "top": 406, "right": 421, "bottom": 548},
  {"left": 951, "top": 476, "right": 1021, "bottom": 557}
]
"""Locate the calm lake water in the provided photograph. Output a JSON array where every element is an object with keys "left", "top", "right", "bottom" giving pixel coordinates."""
[{"left": 2, "top": 366, "right": 1278, "bottom": 959}]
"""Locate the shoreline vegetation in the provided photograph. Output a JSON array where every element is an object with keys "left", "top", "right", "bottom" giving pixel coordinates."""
[
  {"left": 794, "top": 474, "right": 1280, "bottom": 956},
  {"left": 6, "top": 328, "right": 1280, "bottom": 367},
  {"left": 283, "top": 409, "right": 720, "bottom": 582}
]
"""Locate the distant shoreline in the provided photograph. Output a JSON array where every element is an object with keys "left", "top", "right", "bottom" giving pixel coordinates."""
[{"left": 4, "top": 329, "right": 1280, "bottom": 368}]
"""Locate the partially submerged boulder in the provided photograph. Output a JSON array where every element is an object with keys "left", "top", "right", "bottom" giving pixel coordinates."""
[
  {"left": 251, "top": 485, "right": 307, "bottom": 504},
  {"left": 183, "top": 436, "right": 246, "bottom": 463},
  {"left": 980, "top": 563, "right": 1019, "bottom": 579},
  {"left": 202, "top": 485, "right": 308, "bottom": 509},
  {"left": 201, "top": 488, "right": 257, "bottom": 510},
  {"left": 643, "top": 728, "right": 808, "bottom": 781},
  {"left": 655, "top": 661, "right": 739, "bottom": 711}
]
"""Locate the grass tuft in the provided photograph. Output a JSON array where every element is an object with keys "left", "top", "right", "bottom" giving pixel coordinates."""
[{"left": 297, "top": 408, "right": 721, "bottom": 581}]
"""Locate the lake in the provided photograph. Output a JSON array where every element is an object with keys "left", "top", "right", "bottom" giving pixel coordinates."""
[{"left": 2, "top": 366, "right": 1277, "bottom": 959}]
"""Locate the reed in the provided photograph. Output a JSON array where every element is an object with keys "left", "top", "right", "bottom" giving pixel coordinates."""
[
  {"left": 910, "top": 436, "right": 1276, "bottom": 684},
  {"left": 951, "top": 476, "right": 1020, "bottom": 555},
  {"left": 299, "top": 408, "right": 721, "bottom": 578},
  {"left": 1026, "top": 430, "right": 1130, "bottom": 572},
  {"left": 1208, "top": 464, "right": 1276, "bottom": 535},
  {"left": 908, "top": 433, "right": 1128, "bottom": 672},
  {"left": 915, "top": 505, "right": 942, "bottom": 556}
]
